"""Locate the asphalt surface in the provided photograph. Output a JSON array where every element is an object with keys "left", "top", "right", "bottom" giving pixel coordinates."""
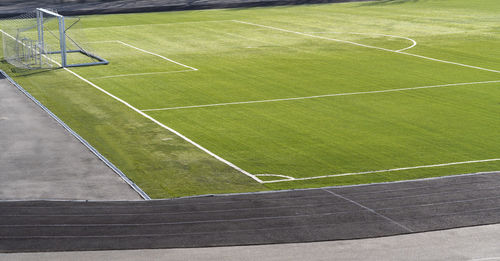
[
  {"left": 0, "top": 75, "right": 141, "bottom": 200},
  {"left": 1, "top": 172, "right": 499, "bottom": 252},
  {"left": 2, "top": 223, "right": 500, "bottom": 261}
]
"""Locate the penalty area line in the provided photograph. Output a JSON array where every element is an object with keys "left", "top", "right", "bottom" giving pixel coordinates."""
[
  {"left": 233, "top": 20, "right": 500, "bottom": 75},
  {"left": 0, "top": 34, "right": 259, "bottom": 184},
  {"left": 116, "top": 40, "right": 198, "bottom": 71},
  {"left": 89, "top": 70, "right": 194, "bottom": 80},
  {"left": 260, "top": 158, "right": 500, "bottom": 183},
  {"left": 87, "top": 40, "right": 198, "bottom": 72},
  {"left": 140, "top": 80, "right": 500, "bottom": 112},
  {"left": 302, "top": 31, "right": 417, "bottom": 52},
  {"left": 1, "top": 32, "right": 258, "bottom": 184}
]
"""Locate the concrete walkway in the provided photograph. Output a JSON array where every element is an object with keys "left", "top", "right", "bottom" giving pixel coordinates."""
[{"left": 0, "top": 75, "right": 141, "bottom": 200}]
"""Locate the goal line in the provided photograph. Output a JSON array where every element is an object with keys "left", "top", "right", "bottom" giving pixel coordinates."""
[
  {"left": 86, "top": 40, "right": 198, "bottom": 79},
  {"left": 256, "top": 158, "right": 500, "bottom": 184}
]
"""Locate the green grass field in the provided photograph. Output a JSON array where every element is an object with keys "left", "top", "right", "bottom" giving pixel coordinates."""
[{"left": 2, "top": 0, "right": 499, "bottom": 198}]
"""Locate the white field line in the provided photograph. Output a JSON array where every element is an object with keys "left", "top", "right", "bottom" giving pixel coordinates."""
[
  {"left": 86, "top": 40, "right": 197, "bottom": 79},
  {"left": 88, "top": 40, "right": 197, "bottom": 70},
  {"left": 255, "top": 174, "right": 295, "bottom": 181},
  {"left": 233, "top": 20, "right": 500, "bottom": 74},
  {"left": 116, "top": 40, "right": 198, "bottom": 71},
  {"left": 90, "top": 70, "right": 194, "bottom": 80},
  {"left": 0, "top": 30, "right": 262, "bottom": 184},
  {"left": 0, "top": 30, "right": 155, "bottom": 198},
  {"left": 303, "top": 31, "right": 417, "bottom": 52},
  {"left": 260, "top": 158, "right": 500, "bottom": 183},
  {"left": 63, "top": 69, "right": 263, "bottom": 183},
  {"left": 140, "top": 80, "right": 500, "bottom": 111}
]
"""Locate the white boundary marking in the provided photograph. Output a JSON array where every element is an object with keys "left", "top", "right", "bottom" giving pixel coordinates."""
[
  {"left": 233, "top": 20, "right": 500, "bottom": 74},
  {"left": 90, "top": 70, "right": 194, "bottom": 80},
  {"left": 322, "top": 189, "right": 414, "bottom": 232},
  {"left": 259, "top": 158, "right": 500, "bottom": 183},
  {"left": 140, "top": 80, "right": 500, "bottom": 111},
  {"left": 255, "top": 174, "right": 295, "bottom": 181},
  {"left": 303, "top": 31, "right": 417, "bottom": 52},
  {"left": 116, "top": 40, "right": 198, "bottom": 71},
  {"left": 0, "top": 30, "right": 152, "bottom": 199},
  {"left": 62, "top": 69, "right": 263, "bottom": 183},
  {"left": 0, "top": 30, "right": 262, "bottom": 184},
  {"left": 86, "top": 40, "right": 197, "bottom": 79},
  {"left": 4, "top": 21, "right": 500, "bottom": 185}
]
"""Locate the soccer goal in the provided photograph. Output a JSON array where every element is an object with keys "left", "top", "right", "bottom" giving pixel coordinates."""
[{"left": 0, "top": 8, "right": 108, "bottom": 69}]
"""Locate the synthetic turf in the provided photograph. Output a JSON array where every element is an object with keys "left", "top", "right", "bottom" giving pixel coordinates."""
[{"left": 2, "top": 0, "right": 499, "bottom": 197}]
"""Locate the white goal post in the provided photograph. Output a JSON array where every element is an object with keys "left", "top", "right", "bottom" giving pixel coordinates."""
[{"left": 1, "top": 8, "right": 108, "bottom": 69}]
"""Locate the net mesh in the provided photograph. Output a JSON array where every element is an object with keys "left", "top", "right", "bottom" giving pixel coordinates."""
[
  {"left": 1, "top": 11, "right": 57, "bottom": 69},
  {"left": 0, "top": 9, "right": 106, "bottom": 69}
]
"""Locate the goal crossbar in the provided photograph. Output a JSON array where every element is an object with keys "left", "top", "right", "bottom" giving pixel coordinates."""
[
  {"left": 36, "top": 8, "right": 108, "bottom": 68},
  {"left": 1, "top": 8, "right": 108, "bottom": 69}
]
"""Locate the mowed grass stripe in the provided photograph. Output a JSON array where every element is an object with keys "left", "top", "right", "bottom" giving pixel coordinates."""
[
  {"left": 3, "top": 0, "right": 499, "bottom": 197},
  {"left": 148, "top": 84, "right": 500, "bottom": 180},
  {"left": 73, "top": 20, "right": 500, "bottom": 110},
  {"left": 141, "top": 80, "right": 500, "bottom": 111}
]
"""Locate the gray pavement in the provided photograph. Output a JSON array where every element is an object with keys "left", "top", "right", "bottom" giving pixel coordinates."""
[
  {"left": 0, "top": 76, "right": 141, "bottom": 200},
  {"left": 1, "top": 223, "right": 499, "bottom": 261}
]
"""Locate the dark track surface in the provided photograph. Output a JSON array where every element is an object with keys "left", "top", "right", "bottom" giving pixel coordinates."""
[{"left": 1, "top": 172, "right": 499, "bottom": 253}]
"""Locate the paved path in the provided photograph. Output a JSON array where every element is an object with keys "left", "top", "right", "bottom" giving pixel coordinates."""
[
  {"left": 1, "top": 171, "right": 499, "bottom": 252},
  {"left": 0, "top": 75, "right": 141, "bottom": 200},
  {"left": 2, "top": 223, "right": 500, "bottom": 261}
]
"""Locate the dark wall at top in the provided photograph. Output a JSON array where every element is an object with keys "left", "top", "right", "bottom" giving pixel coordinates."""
[{"left": 0, "top": 0, "right": 375, "bottom": 17}]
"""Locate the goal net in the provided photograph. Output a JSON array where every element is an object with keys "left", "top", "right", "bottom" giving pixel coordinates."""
[{"left": 0, "top": 8, "right": 108, "bottom": 69}]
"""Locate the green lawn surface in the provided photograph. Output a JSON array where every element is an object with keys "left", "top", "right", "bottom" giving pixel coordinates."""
[{"left": 2, "top": 0, "right": 499, "bottom": 198}]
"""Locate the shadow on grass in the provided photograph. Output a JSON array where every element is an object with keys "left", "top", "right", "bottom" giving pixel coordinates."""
[{"left": 0, "top": 59, "right": 56, "bottom": 77}]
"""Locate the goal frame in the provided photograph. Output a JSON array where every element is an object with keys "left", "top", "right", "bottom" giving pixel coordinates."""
[{"left": 36, "top": 8, "right": 108, "bottom": 68}]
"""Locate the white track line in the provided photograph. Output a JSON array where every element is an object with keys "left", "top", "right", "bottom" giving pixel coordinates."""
[
  {"left": 303, "top": 31, "right": 417, "bottom": 52},
  {"left": 233, "top": 20, "right": 500, "bottom": 74},
  {"left": 260, "top": 158, "right": 500, "bottom": 183},
  {"left": 322, "top": 189, "right": 414, "bottom": 232},
  {"left": 141, "top": 80, "right": 500, "bottom": 111},
  {"left": 0, "top": 30, "right": 261, "bottom": 184}
]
